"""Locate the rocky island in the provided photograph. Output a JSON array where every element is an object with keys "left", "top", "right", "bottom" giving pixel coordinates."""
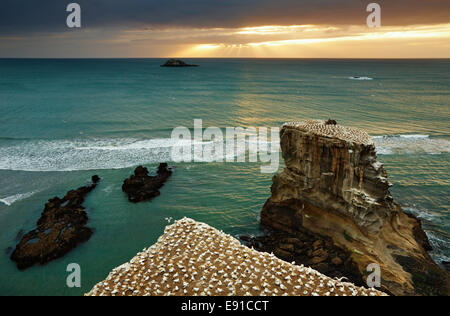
[
  {"left": 87, "top": 218, "right": 386, "bottom": 296},
  {"left": 260, "top": 120, "right": 450, "bottom": 296},
  {"left": 11, "top": 176, "right": 100, "bottom": 270},
  {"left": 161, "top": 59, "right": 198, "bottom": 67},
  {"left": 122, "top": 164, "right": 172, "bottom": 203}
]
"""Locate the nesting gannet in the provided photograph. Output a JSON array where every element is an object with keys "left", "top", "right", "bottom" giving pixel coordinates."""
[{"left": 86, "top": 218, "right": 386, "bottom": 297}]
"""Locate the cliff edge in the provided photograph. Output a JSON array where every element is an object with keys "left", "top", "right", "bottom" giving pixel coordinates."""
[
  {"left": 261, "top": 120, "right": 449, "bottom": 296},
  {"left": 87, "top": 218, "right": 385, "bottom": 296}
]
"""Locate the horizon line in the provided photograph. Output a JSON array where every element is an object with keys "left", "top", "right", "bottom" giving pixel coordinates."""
[{"left": 1, "top": 57, "right": 450, "bottom": 60}]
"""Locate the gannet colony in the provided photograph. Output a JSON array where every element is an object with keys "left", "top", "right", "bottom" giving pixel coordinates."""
[
  {"left": 284, "top": 120, "right": 374, "bottom": 145},
  {"left": 86, "top": 218, "right": 386, "bottom": 296}
]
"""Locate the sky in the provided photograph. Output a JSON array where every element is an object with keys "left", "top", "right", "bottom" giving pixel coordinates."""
[{"left": 0, "top": 0, "right": 449, "bottom": 58}]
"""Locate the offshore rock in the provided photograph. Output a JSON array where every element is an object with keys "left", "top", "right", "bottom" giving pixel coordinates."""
[
  {"left": 161, "top": 59, "right": 198, "bottom": 67},
  {"left": 11, "top": 176, "right": 100, "bottom": 270},
  {"left": 122, "top": 163, "right": 172, "bottom": 203},
  {"left": 261, "top": 120, "right": 450, "bottom": 296}
]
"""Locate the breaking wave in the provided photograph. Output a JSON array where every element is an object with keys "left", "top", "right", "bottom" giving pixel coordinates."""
[
  {"left": 0, "top": 137, "right": 278, "bottom": 172},
  {"left": 373, "top": 135, "right": 450, "bottom": 155},
  {"left": 348, "top": 76, "right": 373, "bottom": 80},
  {"left": 0, "top": 191, "right": 36, "bottom": 206},
  {"left": 403, "top": 205, "right": 440, "bottom": 223},
  {"left": 0, "top": 133, "right": 446, "bottom": 171},
  {"left": 0, "top": 138, "right": 191, "bottom": 172},
  {"left": 402, "top": 205, "right": 450, "bottom": 265}
]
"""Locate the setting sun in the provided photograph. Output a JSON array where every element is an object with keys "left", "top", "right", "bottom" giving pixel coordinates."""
[{"left": 173, "top": 23, "right": 450, "bottom": 58}]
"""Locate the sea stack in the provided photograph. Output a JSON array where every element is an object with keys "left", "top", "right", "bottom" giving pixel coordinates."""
[
  {"left": 261, "top": 120, "right": 450, "bottom": 296},
  {"left": 122, "top": 164, "right": 172, "bottom": 203}
]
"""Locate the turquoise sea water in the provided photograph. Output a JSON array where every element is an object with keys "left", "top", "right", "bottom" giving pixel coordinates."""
[{"left": 0, "top": 59, "right": 448, "bottom": 295}]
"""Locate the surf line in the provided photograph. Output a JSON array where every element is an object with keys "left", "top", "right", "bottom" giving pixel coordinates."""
[{"left": 0, "top": 192, "right": 36, "bottom": 206}]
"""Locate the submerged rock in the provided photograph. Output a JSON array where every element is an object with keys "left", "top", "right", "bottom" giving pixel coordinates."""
[
  {"left": 122, "top": 164, "right": 172, "bottom": 203},
  {"left": 161, "top": 59, "right": 198, "bottom": 67},
  {"left": 11, "top": 176, "right": 100, "bottom": 270},
  {"left": 15, "top": 229, "right": 25, "bottom": 241},
  {"left": 260, "top": 120, "right": 450, "bottom": 296}
]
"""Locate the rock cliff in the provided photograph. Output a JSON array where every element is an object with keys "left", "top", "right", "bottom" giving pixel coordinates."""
[{"left": 261, "top": 120, "right": 449, "bottom": 296}]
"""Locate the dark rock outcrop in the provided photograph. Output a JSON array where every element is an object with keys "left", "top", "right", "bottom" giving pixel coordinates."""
[
  {"left": 240, "top": 227, "right": 365, "bottom": 286},
  {"left": 161, "top": 59, "right": 198, "bottom": 67},
  {"left": 11, "top": 176, "right": 100, "bottom": 270},
  {"left": 260, "top": 120, "right": 450, "bottom": 296},
  {"left": 122, "top": 164, "right": 172, "bottom": 203},
  {"left": 443, "top": 261, "right": 450, "bottom": 273}
]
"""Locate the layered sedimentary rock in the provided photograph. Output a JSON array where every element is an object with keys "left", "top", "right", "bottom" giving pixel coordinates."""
[
  {"left": 87, "top": 218, "right": 386, "bottom": 296},
  {"left": 261, "top": 120, "right": 450, "bottom": 296},
  {"left": 122, "top": 164, "right": 172, "bottom": 203},
  {"left": 11, "top": 176, "right": 100, "bottom": 270}
]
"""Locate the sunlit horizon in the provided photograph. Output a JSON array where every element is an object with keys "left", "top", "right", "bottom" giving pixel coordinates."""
[
  {"left": 1, "top": 1, "right": 450, "bottom": 59},
  {"left": 172, "top": 23, "right": 450, "bottom": 58},
  {"left": 2, "top": 23, "right": 449, "bottom": 59}
]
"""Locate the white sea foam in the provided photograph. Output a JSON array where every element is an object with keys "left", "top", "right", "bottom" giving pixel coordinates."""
[
  {"left": 399, "top": 134, "right": 429, "bottom": 139},
  {"left": 0, "top": 134, "right": 446, "bottom": 171},
  {"left": 403, "top": 206, "right": 440, "bottom": 223},
  {"left": 348, "top": 76, "right": 373, "bottom": 80},
  {"left": 0, "top": 137, "right": 278, "bottom": 172},
  {"left": 0, "top": 138, "right": 183, "bottom": 172},
  {"left": 403, "top": 205, "right": 449, "bottom": 264},
  {"left": 0, "top": 191, "right": 36, "bottom": 206},
  {"left": 373, "top": 135, "right": 450, "bottom": 155},
  {"left": 74, "top": 138, "right": 209, "bottom": 151},
  {"left": 427, "top": 232, "right": 450, "bottom": 264}
]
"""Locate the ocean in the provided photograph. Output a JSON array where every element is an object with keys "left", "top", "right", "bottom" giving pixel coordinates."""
[{"left": 0, "top": 59, "right": 448, "bottom": 295}]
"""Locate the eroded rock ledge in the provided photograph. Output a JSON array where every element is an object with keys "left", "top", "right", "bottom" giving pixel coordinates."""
[
  {"left": 87, "top": 218, "right": 386, "bottom": 296},
  {"left": 11, "top": 176, "right": 100, "bottom": 270},
  {"left": 240, "top": 227, "right": 365, "bottom": 287},
  {"left": 261, "top": 120, "right": 450, "bottom": 296}
]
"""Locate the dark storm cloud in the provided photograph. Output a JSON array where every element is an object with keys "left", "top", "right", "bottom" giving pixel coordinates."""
[{"left": 0, "top": 0, "right": 449, "bottom": 35}]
